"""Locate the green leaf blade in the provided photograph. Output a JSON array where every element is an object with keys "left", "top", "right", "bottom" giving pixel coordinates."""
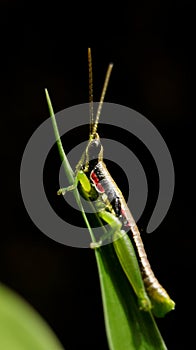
[{"left": 95, "top": 245, "right": 168, "bottom": 350}]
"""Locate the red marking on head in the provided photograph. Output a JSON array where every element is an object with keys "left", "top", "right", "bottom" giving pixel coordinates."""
[
  {"left": 96, "top": 183, "right": 105, "bottom": 193},
  {"left": 90, "top": 171, "right": 105, "bottom": 193},
  {"left": 90, "top": 171, "right": 99, "bottom": 185}
]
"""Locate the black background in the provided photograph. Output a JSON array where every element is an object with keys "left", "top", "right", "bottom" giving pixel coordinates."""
[{"left": 1, "top": 2, "right": 194, "bottom": 349}]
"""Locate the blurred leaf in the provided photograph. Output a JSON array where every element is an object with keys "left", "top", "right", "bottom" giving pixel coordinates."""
[{"left": 0, "top": 283, "right": 64, "bottom": 350}]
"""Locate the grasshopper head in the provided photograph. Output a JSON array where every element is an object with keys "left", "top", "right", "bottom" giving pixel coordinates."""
[
  {"left": 82, "top": 133, "right": 103, "bottom": 172},
  {"left": 87, "top": 133, "right": 103, "bottom": 161},
  {"left": 88, "top": 135, "right": 102, "bottom": 159}
]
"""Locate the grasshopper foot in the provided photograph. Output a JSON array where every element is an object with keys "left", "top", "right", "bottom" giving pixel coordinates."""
[
  {"left": 90, "top": 240, "right": 102, "bottom": 249},
  {"left": 57, "top": 184, "right": 76, "bottom": 196}
]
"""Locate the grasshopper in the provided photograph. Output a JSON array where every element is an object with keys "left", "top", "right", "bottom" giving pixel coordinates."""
[{"left": 46, "top": 48, "right": 175, "bottom": 317}]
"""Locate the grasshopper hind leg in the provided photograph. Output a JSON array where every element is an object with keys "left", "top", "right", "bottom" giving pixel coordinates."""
[
  {"left": 90, "top": 210, "right": 124, "bottom": 249},
  {"left": 90, "top": 210, "right": 152, "bottom": 312}
]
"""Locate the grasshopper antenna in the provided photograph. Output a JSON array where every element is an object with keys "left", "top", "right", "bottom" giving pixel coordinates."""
[
  {"left": 88, "top": 48, "right": 94, "bottom": 137},
  {"left": 76, "top": 50, "right": 113, "bottom": 172},
  {"left": 91, "top": 61, "right": 113, "bottom": 139}
]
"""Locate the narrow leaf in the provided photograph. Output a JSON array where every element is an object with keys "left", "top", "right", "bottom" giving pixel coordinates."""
[{"left": 95, "top": 245, "right": 168, "bottom": 350}]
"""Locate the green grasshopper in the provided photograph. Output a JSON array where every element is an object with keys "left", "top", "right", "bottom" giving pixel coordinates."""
[{"left": 45, "top": 48, "right": 175, "bottom": 318}]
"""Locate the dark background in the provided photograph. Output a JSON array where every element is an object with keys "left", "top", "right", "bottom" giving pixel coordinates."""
[{"left": 1, "top": 2, "right": 194, "bottom": 349}]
